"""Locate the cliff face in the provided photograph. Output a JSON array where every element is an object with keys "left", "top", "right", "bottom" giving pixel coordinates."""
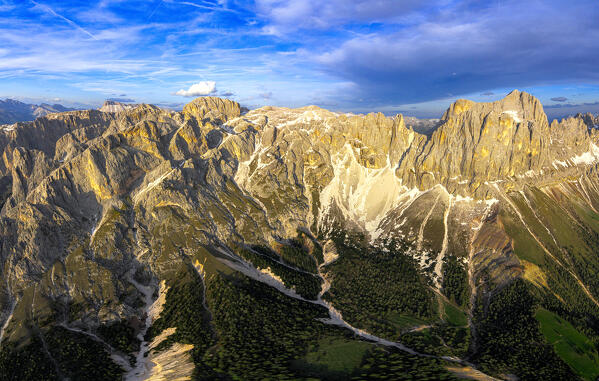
[
  {"left": 394, "top": 90, "right": 597, "bottom": 196},
  {"left": 1, "top": 92, "right": 599, "bottom": 379}
]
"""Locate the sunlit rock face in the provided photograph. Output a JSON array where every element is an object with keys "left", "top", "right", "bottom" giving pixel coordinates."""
[{"left": 395, "top": 90, "right": 598, "bottom": 197}]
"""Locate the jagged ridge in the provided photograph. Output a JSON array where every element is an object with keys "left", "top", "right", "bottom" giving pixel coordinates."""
[{"left": 0, "top": 92, "right": 599, "bottom": 379}]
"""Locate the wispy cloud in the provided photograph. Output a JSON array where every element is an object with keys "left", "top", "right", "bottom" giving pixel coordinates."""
[
  {"left": 167, "top": 0, "right": 238, "bottom": 13},
  {"left": 30, "top": 0, "right": 98, "bottom": 40},
  {"left": 147, "top": 0, "right": 165, "bottom": 20}
]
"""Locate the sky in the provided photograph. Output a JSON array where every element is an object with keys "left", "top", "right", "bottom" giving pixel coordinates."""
[{"left": 0, "top": 0, "right": 598, "bottom": 118}]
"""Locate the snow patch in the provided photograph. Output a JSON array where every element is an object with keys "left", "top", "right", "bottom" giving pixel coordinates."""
[
  {"left": 501, "top": 110, "right": 521, "bottom": 123},
  {"left": 234, "top": 138, "right": 265, "bottom": 186},
  {"left": 552, "top": 143, "right": 599, "bottom": 169},
  {"left": 454, "top": 195, "right": 474, "bottom": 203},
  {"left": 412, "top": 249, "right": 434, "bottom": 271},
  {"left": 434, "top": 196, "right": 453, "bottom": 289},
  {"left": 552, "top": 159, "right": 568, "bottom": 169},
  {"left": 571, "top": 143, "right": 599, "bottom": 165},
  {"left": 485, "top": 198, "right": 499, "bottom": 206}
]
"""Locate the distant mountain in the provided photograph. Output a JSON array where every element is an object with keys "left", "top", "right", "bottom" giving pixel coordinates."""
[
  {"left": 403, "top": 116, "right": 441, "bottom": 135},
  {"left": 0, "top": 99, "right": 75, "bottom": 124},
  {"left": 578, "top": 112, "right": 599, "bottom": 128},
  {"left": 98, "top": 100, "right": 138, "bottom": 113}
]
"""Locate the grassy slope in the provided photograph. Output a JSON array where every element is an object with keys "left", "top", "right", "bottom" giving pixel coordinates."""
[
  {"left": 497, "top": 188, "right": 599, "bottom": 378},
  {"left": 536, "top": 308, "right": 599, "bottom": 380},
  {"left": 443, "top": 302, "right": 468, "bottom": 327}
]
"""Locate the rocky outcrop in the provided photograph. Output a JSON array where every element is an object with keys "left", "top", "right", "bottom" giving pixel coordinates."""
[
  {"left": 1, "top": 93, "right": 597, "bottom": 273},
  {"left": 0, "top": 110, "right": 116, "bottom": 176},
  {"left": 394, "top": 90, "right": 596, "bottom": 196},
  {"left": 182, "top": 96, "right": 241, "bottom": 123}
]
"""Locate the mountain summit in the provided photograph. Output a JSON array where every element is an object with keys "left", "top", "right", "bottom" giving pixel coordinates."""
[{"left": 0, "top": 92, "right": 599, "bottom": 380}]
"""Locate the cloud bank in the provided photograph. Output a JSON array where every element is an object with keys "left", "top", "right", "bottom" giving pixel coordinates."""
[{"left": 314, "top": 0, "right": 599, "bottom": 105}]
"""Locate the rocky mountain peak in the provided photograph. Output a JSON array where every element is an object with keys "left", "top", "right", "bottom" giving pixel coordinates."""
[
  {"left": 395, "top": 91, "right": 597, "bottom": 197},
  {"left": 182, "top": 96, "right": 241, "bottom": 122},
  {"left": 441, "top": 90, "right": 546, "bottom": 127}
]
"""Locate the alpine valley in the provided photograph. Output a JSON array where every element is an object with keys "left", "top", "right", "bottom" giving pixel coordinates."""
[{"left": 2, "top": 90, "right": 599, "bottom": 381}]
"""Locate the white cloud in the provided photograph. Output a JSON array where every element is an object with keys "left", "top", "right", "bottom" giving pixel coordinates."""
[{"left": 175, "top": 81, "right": 217, "bottom": 97}]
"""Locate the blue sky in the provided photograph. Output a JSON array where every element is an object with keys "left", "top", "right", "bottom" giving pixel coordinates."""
[{"left": 0, "top": 0, "right": 598, "bottom": 118}]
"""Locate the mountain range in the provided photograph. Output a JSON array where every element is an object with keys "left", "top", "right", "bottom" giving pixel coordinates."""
[
  {"left": 1, "top": 91, "right": 599, "bottom": 380},
  {"left": 0, "top": 99, "right": 77, "bottom": 125}
]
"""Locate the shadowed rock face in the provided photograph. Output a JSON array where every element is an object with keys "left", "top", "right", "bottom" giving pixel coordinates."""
[{"left": 1, "top": 92, "right": 599, "bottom": 378}]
